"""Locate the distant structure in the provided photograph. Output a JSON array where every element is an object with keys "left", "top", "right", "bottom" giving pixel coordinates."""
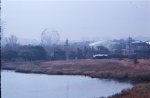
[
  {"left": 65, "top": 38, "right": 69, "bottom": 60},
  {"left": 89, "top": 37, "right": 150, "bottom": 58},
  {"left": 41, "top": 28, "right": 60, "bottom": 59},
  {"left": 41, "top": 28, "right": 60, "bottom": 46},
  {"left": 125, "top": 37, "right": 134, "bottom": 56}
]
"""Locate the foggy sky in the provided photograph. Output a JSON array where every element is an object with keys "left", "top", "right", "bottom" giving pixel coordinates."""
[{"left": 1, "top": 0, "right": 150, "bottom": 42}]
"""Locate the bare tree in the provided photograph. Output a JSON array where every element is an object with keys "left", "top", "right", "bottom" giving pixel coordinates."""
[{"left": 6, "top": 35, "right": 19, "bottom": 49}]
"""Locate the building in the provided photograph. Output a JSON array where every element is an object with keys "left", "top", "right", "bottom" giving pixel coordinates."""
[{"left": 89, "top": 37, "right": 150, "bottom": 58}]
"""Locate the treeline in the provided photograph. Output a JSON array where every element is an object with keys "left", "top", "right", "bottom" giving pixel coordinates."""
[
  {"left": 1, "top": 45, "right": 88, "bottom": 61},
  {"left": 1, "top": 35, "right": 47, "bottom": 61},
  {"left": 1, "top": 45, "right": 47, "bottom": 61},
  {"left": 2, "top": 35, "right": 149, "bottom": 61},
  {"left": 1, "top": 44, "right": 110, "bottom": 61},
  {"left": 1, "top": 34, "right": 127, "bottom": 62}
]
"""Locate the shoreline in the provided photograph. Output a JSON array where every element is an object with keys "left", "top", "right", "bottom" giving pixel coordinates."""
[
  {"left": 1, "top": 59, "right": 150, "bottom": 98},
  {"left": 1, "top": 68, "right": 135, "bottom": 85},
  {"left": 2, "top": 59, "right": 150, "bottom": 83},
  {"left": 1, "top": 69, "right": 133, "bottom": 85}
]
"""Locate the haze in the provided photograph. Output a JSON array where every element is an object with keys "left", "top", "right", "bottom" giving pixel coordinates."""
[{"left": 1, "top": 0, "right": 150, "bottom": 42}]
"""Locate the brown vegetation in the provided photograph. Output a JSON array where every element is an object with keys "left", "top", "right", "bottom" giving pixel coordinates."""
[
  {"left": 110, "top": 83, "right": 150, "bottom": 98},
  {"left": 2, "top": 59, "right": 150, "bottom": 83},
  {"left": 2, "top": 59, "right": 150, "bottom": 98}
]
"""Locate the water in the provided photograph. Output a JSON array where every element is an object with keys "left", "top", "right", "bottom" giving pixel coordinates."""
[{"left": 1, "top": 70, "right": 132, "bottom": 98}]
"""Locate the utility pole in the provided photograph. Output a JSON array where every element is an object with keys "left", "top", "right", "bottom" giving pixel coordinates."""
[{"left": 65, "top": 38, "right": 69, "bottom": 60}]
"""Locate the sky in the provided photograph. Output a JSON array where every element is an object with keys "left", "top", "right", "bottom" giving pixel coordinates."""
[{"left": 1, "top": 0, "right": 150, "bottom": 43}]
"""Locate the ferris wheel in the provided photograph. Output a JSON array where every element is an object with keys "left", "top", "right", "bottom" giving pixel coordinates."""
[{"left": 41, "top": 28, "right": 60, "bottom": 46}]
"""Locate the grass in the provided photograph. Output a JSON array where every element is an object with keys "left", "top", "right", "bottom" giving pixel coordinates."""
[
  {"left": 2, "top": 59, "right": 150, "bottom": 98},
  {"left": 110, "top": 83, "right": 150, "bottom": 98},
  {"left": 2, "top": 59, "right": 150, "bottom": 82}
]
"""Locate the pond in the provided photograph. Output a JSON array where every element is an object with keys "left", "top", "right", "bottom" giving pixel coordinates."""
[{"left": 1, "top": 70, "right": 132, "bottom": 98}]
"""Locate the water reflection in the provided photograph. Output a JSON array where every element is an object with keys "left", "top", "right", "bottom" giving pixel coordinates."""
[{"left": 1, "top": 70, "right": 132, "bottom": 98}]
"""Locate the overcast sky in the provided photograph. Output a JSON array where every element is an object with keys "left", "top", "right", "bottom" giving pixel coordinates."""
[{"left": 1, "top": 0, "right": 150, "bottom": 42}]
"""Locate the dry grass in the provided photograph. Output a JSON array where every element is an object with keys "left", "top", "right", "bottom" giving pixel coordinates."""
[
  {"left": 110, "top": 83, "right": 150, "bottom": 98},
  {"left": 2, "top": 59, "right": 150, "bottom": 98},
  {"left": 2, "top": 59, "right": 150, "bottom": 82}
]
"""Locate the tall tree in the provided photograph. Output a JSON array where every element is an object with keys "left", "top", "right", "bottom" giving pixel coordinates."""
[{"left": 6, "top": 35, "right": 18, "bottom": 49}]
